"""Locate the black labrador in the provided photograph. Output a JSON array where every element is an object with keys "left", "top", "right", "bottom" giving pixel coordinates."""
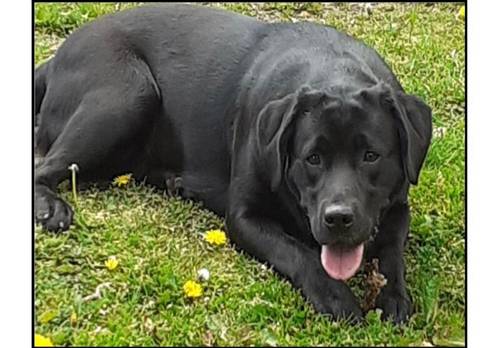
[{"left": 34, "top": 4, "right": 432, "bottom": 323}]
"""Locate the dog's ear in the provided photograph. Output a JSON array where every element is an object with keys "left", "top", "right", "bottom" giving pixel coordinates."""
[
  {"left": 256, "top": 86, "right": 325, "bottom": 191},
  {"left": 385, "top": 91, "right": 433, "bottom": 185}
]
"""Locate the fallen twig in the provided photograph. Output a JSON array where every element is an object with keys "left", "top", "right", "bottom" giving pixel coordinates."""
[
  {"left": 83, "top": 282, "right": 111, "bottom": 302},
  {"left": 362, "top": 258, "right": 387, "bottom": 312}
]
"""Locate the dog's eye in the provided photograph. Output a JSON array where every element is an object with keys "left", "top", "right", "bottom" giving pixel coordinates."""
[
  {"left": 364, "top": 151, "right": 380, "bottom": 162},
  {"left": 306, "top": 154, "right": 321, "bottom": 165}
]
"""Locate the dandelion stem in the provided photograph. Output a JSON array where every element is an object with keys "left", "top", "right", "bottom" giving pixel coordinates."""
[{"left": 68, "top": 164, "right": 79, "bottom": 208}]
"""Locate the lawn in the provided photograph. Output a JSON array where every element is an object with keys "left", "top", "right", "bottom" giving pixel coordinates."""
[{"left": 34, "top": 3, "right": 465, "bottom": 346}]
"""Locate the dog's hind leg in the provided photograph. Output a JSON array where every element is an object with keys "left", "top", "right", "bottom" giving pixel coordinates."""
[{"left": 35, "top": 84, "right": 160, "bottom": 232}]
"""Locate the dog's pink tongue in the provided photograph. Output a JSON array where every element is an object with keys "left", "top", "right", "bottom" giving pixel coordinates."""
[{"left": 321, "top": 243, "right": 364, "bottom": 281}]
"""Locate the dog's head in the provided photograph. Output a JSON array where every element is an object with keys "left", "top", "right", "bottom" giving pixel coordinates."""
[{"left": 256, "top": 83, "right": 432, "bottom": 280}]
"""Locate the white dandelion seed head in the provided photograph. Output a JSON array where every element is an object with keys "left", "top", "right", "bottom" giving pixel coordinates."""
[{"left": 197, "top": 268, "right": 210, "bottom": 282}]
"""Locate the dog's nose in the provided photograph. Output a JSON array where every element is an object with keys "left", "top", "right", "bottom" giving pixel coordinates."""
[{"left": 324, "top": 204, "right": 354, "bottom": 230}]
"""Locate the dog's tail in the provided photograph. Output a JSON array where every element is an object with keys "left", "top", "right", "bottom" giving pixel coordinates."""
[{"left": 34, "top": 60, "right": 50, "bottom": 128}]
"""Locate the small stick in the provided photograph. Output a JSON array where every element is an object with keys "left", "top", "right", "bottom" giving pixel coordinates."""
[
  {"left": 362, "top": 258, "right": 387, "bottom": 312},
  {"left": 83, "top": 282, "right": 111, "bottom": 302}
]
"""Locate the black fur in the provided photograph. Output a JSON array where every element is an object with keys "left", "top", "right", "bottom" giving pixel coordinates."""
[{"left": 35, "top": 4, "right": 432, "bottom": 323}]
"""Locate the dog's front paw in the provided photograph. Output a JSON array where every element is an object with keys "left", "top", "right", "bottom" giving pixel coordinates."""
[
  {"left": 166, "top": 175, "right": 183, "bottom": 197},
  {"left": 311, "top": 292, "right": 363, "bottom": 324},
  {"left": 375, "top": 287, "right": 412, "bottom": 324},
  {"left": 35, "top": 186, "right": 73, "bottom": 232},
  {"left": 303, "top": 269, "right": 363, "bottom": 323}
]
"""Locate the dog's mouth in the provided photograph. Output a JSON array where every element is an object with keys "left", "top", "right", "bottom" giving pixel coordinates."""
[
  {"left": 304, "top": 210, "right": 379, "bottom": 281},
  {"left": 319, "top": 225, "right": 379, "bottom": 281},
  {"left": 320, "top": 243, "right": 364, "bottom": 281}
]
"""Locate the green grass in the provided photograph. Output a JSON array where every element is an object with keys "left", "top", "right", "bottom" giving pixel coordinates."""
[{"left": 34, "top": 3, "right": 465, "bottom": 346}]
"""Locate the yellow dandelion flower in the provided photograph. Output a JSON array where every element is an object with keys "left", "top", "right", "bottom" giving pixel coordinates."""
[
  {"left": 113, "top": 174, "right": 132, "bottom": 187},
  {"left": 35, "top": 334, "right": 53, "bottom": 347},
  {"left": 183, "top": 280, "right": 203, "bottom": 298},
  {"left": 459, "top": 6, "right": 465, "bottom": 19},
  {"left": 105, "top": 256, "right": 119, "bottom": 270},
  {"left": 204, "top": 229, "right": 227, "bottom": 246}
]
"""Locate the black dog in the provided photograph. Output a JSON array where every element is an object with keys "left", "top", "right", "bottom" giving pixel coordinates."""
[{"left": 35, "top": 4, "right": 432, "bottom": 323}]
